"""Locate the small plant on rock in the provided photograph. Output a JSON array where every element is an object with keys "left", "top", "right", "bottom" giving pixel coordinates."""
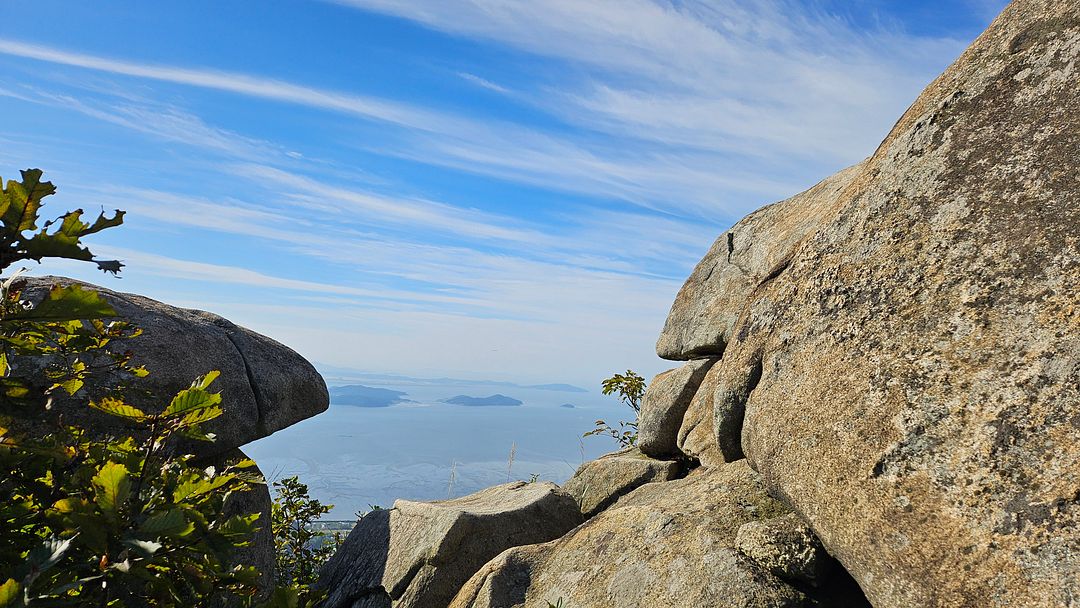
[
  {"left": 270, "top": 476, "right": 341, "bottom": 595},
  {"left": 584, "top": 370, "right": 645, "bottom": 449}
]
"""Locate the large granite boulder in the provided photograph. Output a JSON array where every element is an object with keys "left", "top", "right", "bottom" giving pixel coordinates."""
[
  {"left": 658, "top": 1, "right": 1080, "bottom": 605},
  {"left": 16, "top": 276, "right": 329, "bottom": 457},
  {"left": 561, "top": 447, "right": 682, "bottom": 518},
  {"left": 317, "top": 481, "right": 582, "bottom": 608},
  {"left": 452, "top": 461, "right": 866, "bottom": 608}
]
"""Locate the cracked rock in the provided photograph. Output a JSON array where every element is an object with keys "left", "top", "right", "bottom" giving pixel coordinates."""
[{"left": 317, "top": 481, "right": 582, "bottom": 608}]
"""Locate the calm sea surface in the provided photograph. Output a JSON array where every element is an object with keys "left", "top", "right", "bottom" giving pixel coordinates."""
[{"left": 244, "top": 381, "right": 628, "bottom": 518}]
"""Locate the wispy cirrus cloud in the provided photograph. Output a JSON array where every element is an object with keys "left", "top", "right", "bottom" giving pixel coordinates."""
[
  {"left": 328, "top": 0, "right": 968, "bottom": 164},
  {"left": 0, "top": 1, "right": 1001, "bottom": 384},
  {"left": 0, "top": 37, "right": 820, "bottom": 216}
]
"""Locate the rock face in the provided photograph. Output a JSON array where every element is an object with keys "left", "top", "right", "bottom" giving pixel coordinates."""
[
  {"left": 656, "top": 1, "right": 1080, "bottom": 605},
  {"left": 636, "top": 358, "right": 716, "bottom": 458},
  {"left": 317, "top": 482, "right": 582, "bottom": 608},
  {"left": 19, "top": 276, "right": 329, "bottom": 457},
  {"left": 452, "top": 461, "right": 831, "bottom": 608},
  {"left": 655, "top": 163, "right": 865, "bottom": 361},
  {"left": 561, "top": 447, "right": 682, "bottom": 517}
]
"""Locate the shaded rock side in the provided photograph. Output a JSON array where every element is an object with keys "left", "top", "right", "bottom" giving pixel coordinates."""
[
  {"left": 681, "top": 1, "right": 1080, "bottom": 606},
  {"left": 636, "top": 359, "right": 716, "bottom": 458},
  {"left": 317, "top": 481, "right": 583, "bottom": 608},
  {"left": 18, "top": 276, "right": 329, "bottom": 456},
  {"left": 655, "top": 162, "right": 865, "bottom": 361},
  {"left": 561, "top": 447, "right": 682, "bottom": 518},
  {"left": 450, "top": 461, "right": 810, "bottom": 608},
  {"left": 211, "top": 449, "right": 275, "bottom": 601},
  {"left": 676, "top": 362, "right": 730, "bottom": 466}
]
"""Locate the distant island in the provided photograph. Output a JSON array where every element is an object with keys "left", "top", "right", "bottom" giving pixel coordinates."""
[
  {"left": 559, "top": 403, "right": 576, "bottom": 409},
  {"left": 441, "top": 394, "right": 523, "bottom": 407},
  {"left": 331, "top": 385, "right": 412, "bottom": 407},
  {"left": 314, "top": 365, "right": 588, "bottom": 393}
]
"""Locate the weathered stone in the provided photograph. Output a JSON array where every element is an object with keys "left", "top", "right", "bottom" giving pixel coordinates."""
[
  {"left": 656, "top": 1, "right": 1080, "bottom": 605},
  {"left": 450, "top": 461, "right": 809, "bottom": 608},
  {"left": 317, "top": 481, "right": 582, "bottom": 608},
  {"left": 735, "top": 513, "right": 830, "bottom": 587},
  {"left": 676, "top": 362, "right": 728, "bottom": 465},
  {"left": 561, "top": 447, "right": 682, "bottom": 518},
  {"left": 655, "top": 163, "right": 865, "bottom": 361},
  {"left": 17, "top": 276, "right": 329, "bottom": 457},
  {"left": 636, "top": 359, "right": 716, "bottom": 458}
]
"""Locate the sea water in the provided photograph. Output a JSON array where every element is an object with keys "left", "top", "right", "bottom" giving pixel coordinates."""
[{"left": 244, "top": 381, "right": 630, "bottom": 519}]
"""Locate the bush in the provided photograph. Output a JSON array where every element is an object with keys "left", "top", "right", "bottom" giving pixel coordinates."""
[
  {"left": 0, "top": 169, "right": 272, "bottom": 606},
  {"left": 584, "top": 370, "right": 646, "bottom": 449},
  {"left": 270, "top": 476, "right": 342, "bottom": 594}
]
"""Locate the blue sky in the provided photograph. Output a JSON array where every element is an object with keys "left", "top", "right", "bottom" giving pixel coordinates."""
[{"left": 0, "top": 0, "right": 1006, "bottom": 387}]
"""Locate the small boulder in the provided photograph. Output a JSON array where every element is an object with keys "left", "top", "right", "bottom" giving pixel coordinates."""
[
  {"left": 317, "top": 481, "right": 582, "bottom": 608},
  {"left": 636, "top": 359, "right": 716, "bottom": 458},
  {"left": 562, "top": 447, "right": 682, "bottom": 517},
  {"left": 735, "top": 513, "right": 831, "bottom": 587}
]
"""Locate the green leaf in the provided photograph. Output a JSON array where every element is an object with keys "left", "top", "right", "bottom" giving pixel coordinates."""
[
  {"left": 25, "top": 536, "right": 73, "bottom": 576},
  {"left": 173, "top": 474, "right": 234, "bottom": 503},
  {"left": 18, "top": 206, "right": 124, "bottom": 273},
  {"left": 0, "top": 579, "right": 19, "bottom": 608},
  {"left": 89, "top": 397, "right": 148, "bottom": 423},
  {"left": 122, "top": 538, "right": 163, "bottom": 557},
  {"left": 163, "top": 372, "right": 222, "bottom": 417},
  {"left": 82, "top": 209, "right": 126, "bottom": 236},
  {"left": 12, "top": 284, "right": 116, "bottom": 322},
  {"left": 139, "top": 509, "right": 193, "bottom": 538},
  {"left": 178, "top": 404, "right": 222, "bottom": 427},
  {"left": 192, "top": 370, "right": 220, "bottom": 391},
  {"left": 256, "top": 584, "right": 299, "bottom": 608},
  {"left": 3, "top": 169, "right": 54, "bottom": 232},
  {"left": 92, "top": 461, "right": 131, "bottom": 514}
]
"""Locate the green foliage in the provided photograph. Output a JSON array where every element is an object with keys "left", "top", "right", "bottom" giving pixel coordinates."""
[
  {"left": 270, "top": 476, "right": 341, "bottom": 601},
  {"left": 0, "top": 169, "right": 124, "bottom": 274},
  {"left": 0, "top": 375, "right": 269, "bottom": 605},
  {"left": 0, "top": 168, "right": 279, "bottom": 606},
  {"left": 584, "top": 370, "right": 646, "bottom": 448}
]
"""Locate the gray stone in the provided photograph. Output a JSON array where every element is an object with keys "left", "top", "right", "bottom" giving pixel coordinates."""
[
  {"left": 451, "top": 461, "right": 808, "bottom": 608},
  {"left": 735, "top": 513, "right": 831, "bottom": 587},
  {"left": 655, "top": 163, "right": 865, "bottom": 361},
  {"left": 661, "top": 1, "right": 1080, "bottom": 605},
  {"left": 676, "top": 362, "right": 727, "bottom": 466},
  {"left": 317, "top": 481, "right": 582, "bottom": 608},
  {"left": 17, "top": 276, "right": 329, "bottom": 457},
  {"left": 636, "top": 359, "right": 716, "bottom": 458},
  {"left": 562, "top": 447, "right": 681, "bottom": 518}
]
